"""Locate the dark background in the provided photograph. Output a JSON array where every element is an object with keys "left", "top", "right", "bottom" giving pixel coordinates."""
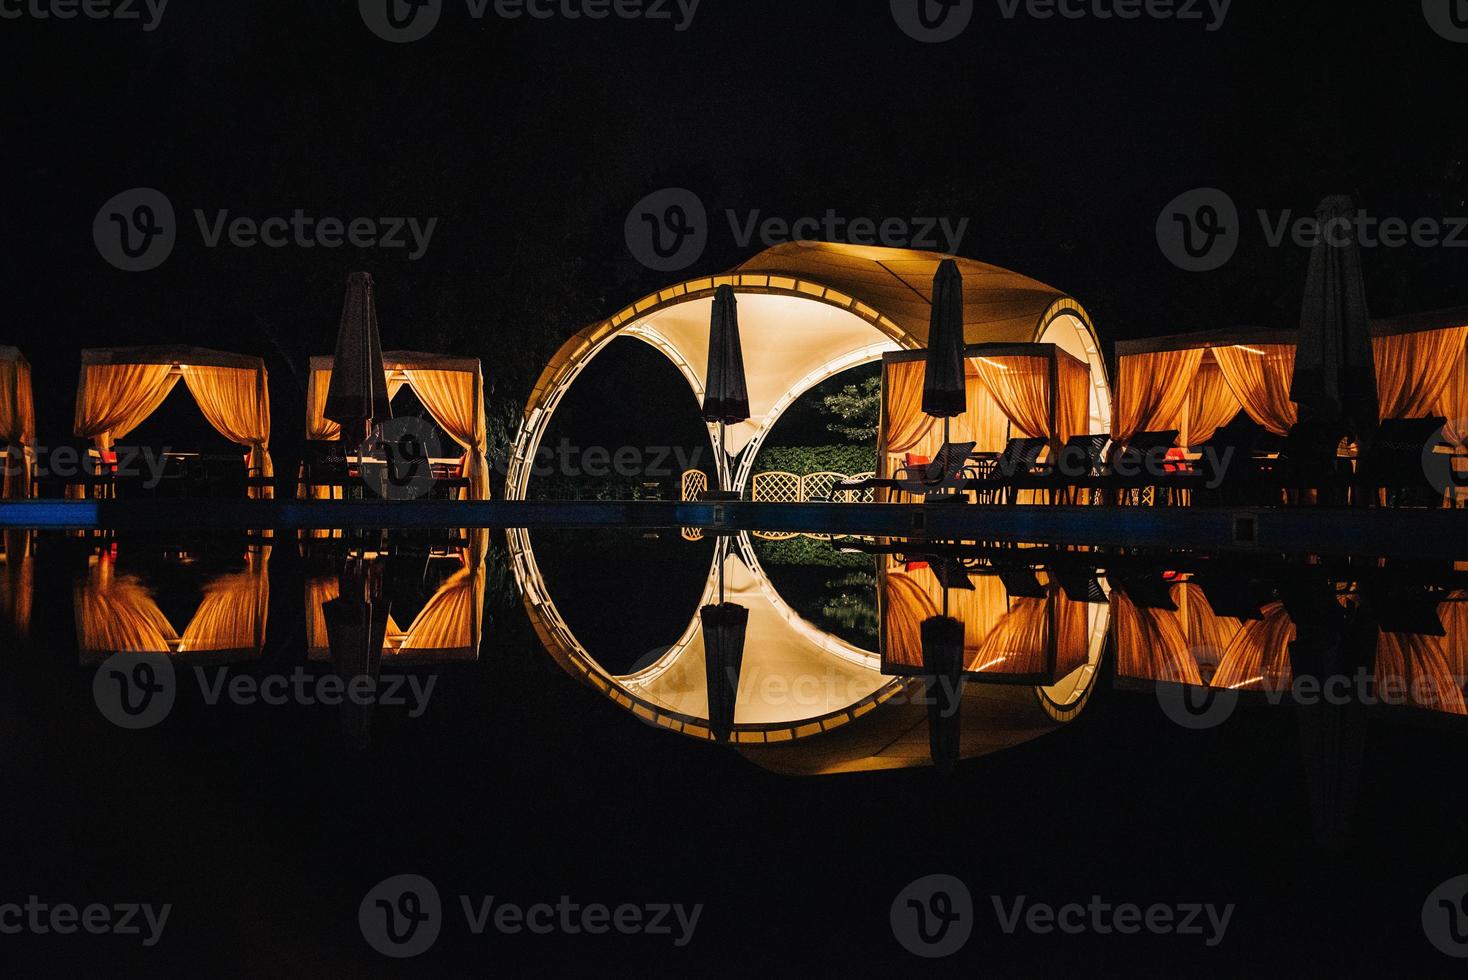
[{"left": 4, "top": 0, "right": 1466, "bottom": 469}]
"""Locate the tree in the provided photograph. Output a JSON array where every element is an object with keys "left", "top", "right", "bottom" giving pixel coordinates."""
[{"left": 820, "top": 376, "right": 880, "bottom": 442}]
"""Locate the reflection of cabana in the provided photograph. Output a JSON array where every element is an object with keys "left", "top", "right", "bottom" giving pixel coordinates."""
[
  {"left": 306, "top": 553, "right": 486, "bottom": 662},
  {"left": 74, "top": 551, "right": 270, "bottom": 664},
  {"left": 1112, "top": 308, "right": 1468, "bottom": 447},
  {"left": 879, "top": 557, "right": 1103, "bottom": 686},
  {"left": 879, "top": 343, "right": 1092, "bottom": 479},
  {"left": 305, "top": 351, "right": 489, "bottom": 499},
  {"left": 0, "top": 531, "right": 33, "bottom": 638},
  {"left": 73, "top": 346, "right": 273, "bottom": 496},
  {"left": 0, "top": 348, "right": 36, "bottom": 499},
  {"left": 509, "top": 243, "right": 1110, "bottom": 498}
]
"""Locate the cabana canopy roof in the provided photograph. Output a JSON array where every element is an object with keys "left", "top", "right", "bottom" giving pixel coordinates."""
[
  {"left": 80, "top": 345, "right": 266, "bottom": 370},
  {"left": 307, "top": 350, "right": 485, "bottom": 375}
]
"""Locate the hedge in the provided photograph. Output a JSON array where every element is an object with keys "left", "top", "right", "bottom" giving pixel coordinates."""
[{"left": 751, "top": 444, "right": 877, "bottom": 477}]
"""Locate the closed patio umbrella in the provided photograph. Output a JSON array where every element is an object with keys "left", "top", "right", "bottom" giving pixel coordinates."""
[
  {"left": 701, "top": 285, "right": 749, "bottom": 496},
  {"left": 922, "top": 260, "right": 966, "bottom": 494},
  {"left": 921, "top": 614, "right": 964, "bottom": 775},
  {"left": 323, "top": 557, "right": 391, "bottom": 749},
  {"left": 1290, "top": 196, "right": 1378, "bottom": 457},
  {"left": 700, "top": 600, "right": 749, "bottom": 743},
  {"left": 325, "top": 271, "right": 393, "bottom": 450}
]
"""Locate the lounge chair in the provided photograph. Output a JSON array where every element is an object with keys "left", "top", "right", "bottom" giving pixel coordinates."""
[
  {"left": 835, "top": 441, "right": 979, "bottom": 500},
  {"left": 963, "top": 437, "right": 1049, "bottom": 504}
]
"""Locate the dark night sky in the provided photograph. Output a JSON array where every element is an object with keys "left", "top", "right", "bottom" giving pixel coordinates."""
[{"left": 4, "top": 0, "right": 1465, "bottom": 461}]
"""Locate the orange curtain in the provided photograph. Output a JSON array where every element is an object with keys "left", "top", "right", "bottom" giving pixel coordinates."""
[
  {"left": 1211, "top": 602, "right": 1295, "bottom": 690},
  {"left": 73, "top": 362, "right": 179, "bottom": 452},
  {"left": 0, "top": 531, "right": 33, "bottom": 638},
  {"left": 74, "top": 563, "right": 177, "bottom": 656},
  {"left": 1212, "top": 344, "right": 1297, "bottom": 436},
  {"left": 305, "top": 365, "right": 340, "bottom": 442},
  {"left": 1375, "top": 628, "right": 1465, "bottom": 716},
  {"left": 1110, "top": 350, "right": 1203, "bottom": 443},
  {"left": 1176, "top": 584, "right": 1242, "bottom": 682},
  {"left": 177, "top": 557, "right": 270, "bottom": 654},
  {"left": 305, "top": 576, "right": 339, "bottom": 656},
  {"left": 399, "top": 562, "right": 485, "bottom": 654},
  {"left": 0, "top": 355, "right": 36, "bottom": 499},
  {"left": 881, "top": 568, "right": 939, "bottom": 670},
  {"left": 970, "top": 354, "right": 1054, "bottom": 443},
  {"left": 1433, "top": 340, "right": 1468, "bottom": 446},
  {"left": 1187, "top": 356, "right": 1243, "bottom": 446},
  {"left": 1373, "top": 325, "right": 1468, "bottom": 422},
  {"left": 1054, "top": 356, "right": 1091, "bottom": 443},
  {"left": 882, "top": 360, "right": 937, "bottom": 459},
  {"left": 403, "top": 368, "right": 490, "bottom": 500},
  {"left": 183, "top": 365, "right": 274, "bottom": 498},
  {"left": 1111, "top": 589, "right": 1202, "bottom": 685}
]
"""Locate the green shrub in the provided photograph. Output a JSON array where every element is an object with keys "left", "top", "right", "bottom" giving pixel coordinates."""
[{"left": 751, "top": 444, "right": 877, "bottom": 477}]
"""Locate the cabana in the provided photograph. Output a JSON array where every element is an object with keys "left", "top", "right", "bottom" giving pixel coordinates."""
[
  {"left": 879, "top": 556, "right": 1105, "bottom": 687},
  {"left": 1111, "top": 308, "right": 1468, "bottom": 448},
  {"left": 878, "top": 343, "right": 1094, "bottom": 482},
  {"left": 508, "top": 242, "right": 1111, "bottom": 498},
  {"left": 0, "top": 348, "right": 36, "bottom": 499},
  {"left": 304, "top": 351, "right": 489, "bottom": 499},
  {"left": 305, "top": 550, "right": 487, "bottom": 662},
  {"left": 74, "top": 551, "right": 271, "bottom": 665},
  {"left": 73, "top": 346, "right": 273, "bottom": 497}
]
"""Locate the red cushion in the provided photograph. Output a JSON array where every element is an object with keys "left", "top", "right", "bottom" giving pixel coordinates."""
[
  {"left": 904, "top": 561, "right": 929, "bottom": 573},
  {"left": 904, "top": 453, "right": 930, "bottom": 470}
]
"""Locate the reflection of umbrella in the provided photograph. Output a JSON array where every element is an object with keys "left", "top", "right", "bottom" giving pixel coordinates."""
[
  {"left": 323, "top": 558, "right": 391, "bottom": 749},
  {"left": 701, "top": 285, "right": 750, "bottom": 494},
  {"left": 325, "top": 272, "right": 392, "bottom": 450},
  {"left": 921, "top": 614, "right": 964, "bottom": 774},
  {"left": 1290, "top": 196, "right": 1378, "bottom": 456},
  {"left": 700, "top": 601, "right": 748, "bottom": 743}
]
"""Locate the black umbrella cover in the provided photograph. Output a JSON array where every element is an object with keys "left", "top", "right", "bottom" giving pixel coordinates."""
[
  {"left": 701, "top": 285, "right": 751, "bottom": 425},
  {"left": 701, "top": 601, "right": 749, "bottom": 743},
  {"left": 325, "top": 271, "right": 393, "bottom": 431},
  {"left": 922, "top": 259, "right": 967, "bottom": 419}
]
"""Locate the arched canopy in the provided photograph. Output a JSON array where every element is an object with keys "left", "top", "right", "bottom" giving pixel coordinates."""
[
  {"left": 1112, "top": 308, "right": 1468, "bottom": 445},
  {"left": 74, "top": 345, "right": 273, "bottom": 495},
  {"left": 307, "top": 351, "right": 489, "bottom": 499},
  {"left": 0, "top": 347, "right": 36, "bottom": 499},
  {"left": 508, "top": 243, "right": 1109, "bottom": 498}
]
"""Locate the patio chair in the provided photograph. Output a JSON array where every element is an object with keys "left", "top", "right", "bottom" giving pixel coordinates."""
[
  {"left": 1357, "top": 416, "right": 1447, "bottom": 508},
  {"left": 964, "top": 437, "right": 1049, "bottom": 504},
  {"left": 1107, "top": 430, "right": 1180, "bottom": 506},
  {"left": 835, "top": 441, "right": 980, "bottom": 500},
  {"left": 1035, "top": 434, "right": 1109, "bottom": 504}
]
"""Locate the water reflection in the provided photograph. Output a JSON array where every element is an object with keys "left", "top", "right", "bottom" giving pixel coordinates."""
[
  {"left": 513, "top": 528, "right": 1107, "bottom": 773},
  {"left": 74, "top": 546, "right": 270, "bottom": 665},
  {"left": 0, "top": 529, "right": 33, "bottom": 639}
]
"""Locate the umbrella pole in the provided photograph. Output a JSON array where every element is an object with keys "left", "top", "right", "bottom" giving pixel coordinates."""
[{"left": 719, "top": 419, "right": 727, "bottom": 492}]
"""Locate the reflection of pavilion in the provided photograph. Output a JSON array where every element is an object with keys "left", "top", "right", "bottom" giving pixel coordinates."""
[
  {"left": 518, "top": 532, "right": 1107, "bottom": 774},
  {"left": 73, "top": 549, "right": 270, "bottom": 664},
  {"left": 0, "top": 530, "right": 33, "bottom": 638},
  {"left": 305, "top": 550, "right": 486, "bottom": 663}
]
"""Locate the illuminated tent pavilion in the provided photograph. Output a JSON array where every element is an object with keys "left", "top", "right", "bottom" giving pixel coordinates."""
[
  {"left": 517, "top": 531, "right": 1106, "bottom": 775},
  {"left": 305, "top": 351, "right": 490, "bottom": 499},
  {"left": 73, "top": 346, "right": 273, "bottom": 497},
  {"left": 507, "top": 242, "right": 1111, "bottom": 498},
  {"left": 1110, "top": 307, "right": 1468, "bottom": 448},
  {"left": 0, "top": 348, "right": 36, "bottom": 499}
]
